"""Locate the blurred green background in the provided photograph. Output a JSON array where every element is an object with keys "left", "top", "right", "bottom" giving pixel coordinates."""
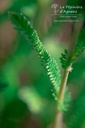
[{"left": 0, "top": 0, "right": 85, "bottom": 128}]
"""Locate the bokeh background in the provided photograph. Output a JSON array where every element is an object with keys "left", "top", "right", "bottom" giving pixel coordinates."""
[{"left": 0, "top": 0, "right": 85, "bottom": 128}]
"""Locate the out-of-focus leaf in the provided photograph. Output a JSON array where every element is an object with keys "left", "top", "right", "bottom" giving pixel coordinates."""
[
  {"left": 1, "top": 98, "right": 29, "bottom": 128},
  {"left": 67, "top": 86, "right": 85, "bottom": 128}
]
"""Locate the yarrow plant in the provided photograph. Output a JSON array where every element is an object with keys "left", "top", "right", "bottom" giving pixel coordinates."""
[{"left": 8, "top": 12, "right": 85, "bottom": 128}]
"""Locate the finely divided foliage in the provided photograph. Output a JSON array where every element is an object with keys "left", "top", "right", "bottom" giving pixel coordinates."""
[
  {"left": 71, "top": 29, "right": 85, "bottom": 62},
  {"left": 60, "top": 49, "right": 68, "bottom": 69},
  {"left": 9, "top": 12, "right": 85, "bottom": 112},
  {"left": 60, "top": 29, "right": 85, "bottom": 69},
  {"left": 9, "top": 12, "right": 61, "bottom": 99}
]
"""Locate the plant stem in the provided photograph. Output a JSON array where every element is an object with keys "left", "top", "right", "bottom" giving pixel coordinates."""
[
  {"left": 53, "top": 65, "right": 72, "bottom": 128},
  {"left": 58, "top": 65, "right": 72, "bottom": 103},
  {"left": 53, "top": 110, "right": 63, "bottom": 128},
  {"left": 53, "top": 17, "right": 84, "bottom": 128}
]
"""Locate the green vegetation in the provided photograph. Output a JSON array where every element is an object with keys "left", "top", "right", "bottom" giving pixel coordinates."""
[{"left": 0, "top": 0, "right": 85, "bottom": 128}]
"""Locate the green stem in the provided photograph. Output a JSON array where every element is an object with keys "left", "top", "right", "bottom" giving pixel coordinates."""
[
  {"left": 53, "top": 110, "right": 63, "bottom": 128},
  {"left": 58, "top": 65, "right": 72, "bottom": 104},
  {"left": 53, "top": 17, "right": 84, "bottom": 128},
  {"left": 53, "top": 65, "right": 72, "bottom": 128}
]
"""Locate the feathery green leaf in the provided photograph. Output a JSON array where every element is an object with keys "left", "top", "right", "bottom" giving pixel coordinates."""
[
  {"left": 9, "top": 12, "right": 61, "bottom": 99},
  {"left": 60, "top": 28, "right": 85, "bottom": 69},
  {"left": 60, "top": 49, "right": 68, "bottom": 69},
  {"left": 71, "top": 28, "right": 85, "bottom": 62}
]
